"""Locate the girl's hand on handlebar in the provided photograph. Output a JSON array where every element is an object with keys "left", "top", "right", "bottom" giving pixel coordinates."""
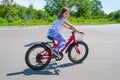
[{"left": 78, "top": 31, "right": 84, "bottom": 34}]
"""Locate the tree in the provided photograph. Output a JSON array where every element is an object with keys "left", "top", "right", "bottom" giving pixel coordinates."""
[
  {"left": 17, "top": 6, "right": 28, "bottom": 21},
  {"left": 36, "top": 10, "right": 44, "bottom": 20},
  {"left": 1, "top": 0, "right": 13, "bottom": 5},
  {"left": 108, "top": 10, "right": 120, "bottom": 20},
  {"left": 74, "top": 0, "right": 93, "bottom": 18},
  {"left": 114, "top": 10, "right": 120, "bottom": 20},
  {"left": 44, "top": 0, "right": 72, "bottom": 16},
  {"left": 91, "top": 0, "right": 105, "bottom": 18},
  {"left": 26, "top": 4, "right": 34, "bottom": 20},
  {"left": 44, "top": 0, "right": 104, "bottom": 19},
  {"left": 0, "top": 0, "right": 18, "bottom": 22}
]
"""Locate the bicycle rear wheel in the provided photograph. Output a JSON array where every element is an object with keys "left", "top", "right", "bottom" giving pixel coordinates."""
[
  {"left": 25, "top": 45, "right": 51, "bottom": 70},
  {"left": 68, "top": 41, "right": 88, "bottom": 63}
]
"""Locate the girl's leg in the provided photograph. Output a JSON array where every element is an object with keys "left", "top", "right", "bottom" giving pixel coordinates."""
[
  {"left": 55, "top": 37, "right": 66, "bottom": 53},
  {"left": 48, "top": 29, "right": 66, "bottom": 53}
]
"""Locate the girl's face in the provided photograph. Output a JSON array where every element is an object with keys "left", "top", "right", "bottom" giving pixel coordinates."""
[{"left": 63, "top": 11, "right": 70, "bottom": 19}]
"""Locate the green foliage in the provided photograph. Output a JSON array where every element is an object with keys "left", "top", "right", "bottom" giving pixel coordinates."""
[
  {"left": 0, "top": 0, "right": 120, "bottom": 26},
  {"left": 0, "top": 17, "right": 7, "bottom": 23},
  {"left": 68, "top": 17, "right": 116, "bottom": 25},
  {"left": 44, "top": 0, "right": 104, "bottom": 19},
  {"left": 108, "top": 10, "right": 120, "bottom": 21},
  {"left": 44, "top": 0, "right": 71, "bottom": 16}
]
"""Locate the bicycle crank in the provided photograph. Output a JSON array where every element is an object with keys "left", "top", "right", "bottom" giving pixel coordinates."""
[{"left": 55, "top": 53, "right": 63, "bottom": 61}]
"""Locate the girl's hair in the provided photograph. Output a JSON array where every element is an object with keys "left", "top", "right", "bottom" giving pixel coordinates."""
[{"left": 57, "top": 7, "right": 70, "bottom": 19}]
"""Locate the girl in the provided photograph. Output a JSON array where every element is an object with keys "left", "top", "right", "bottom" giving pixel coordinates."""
[{"left": 47, "top": 7, "right": 84, "bottom": 58}]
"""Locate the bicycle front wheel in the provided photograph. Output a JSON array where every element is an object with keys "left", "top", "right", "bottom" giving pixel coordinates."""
[{"left": 68, "top": 41, "right": 89, "bottom": 63}]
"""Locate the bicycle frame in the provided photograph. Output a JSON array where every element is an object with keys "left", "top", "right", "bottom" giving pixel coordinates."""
[{"left": 40, "top": 31, "right": 81, "bottom": 59}]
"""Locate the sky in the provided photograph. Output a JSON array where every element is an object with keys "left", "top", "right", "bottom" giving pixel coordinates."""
[
  {"left": 0, "top": 0, "right": 120, "bottom": 14},
  {"left": 100, "top": 0, "right": 120, "bottom": 13},
  {"left": 13, "top": 0, "right": 46, "bottom": 10}
]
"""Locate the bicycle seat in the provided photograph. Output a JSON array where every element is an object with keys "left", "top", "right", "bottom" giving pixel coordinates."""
[{"left": 47, "top": 36, "right": 54, "bottom": 41}]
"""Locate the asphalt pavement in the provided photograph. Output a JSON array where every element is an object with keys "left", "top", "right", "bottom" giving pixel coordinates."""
[{"left": 0, "top": 24, "right": 120, "bottom": 80}]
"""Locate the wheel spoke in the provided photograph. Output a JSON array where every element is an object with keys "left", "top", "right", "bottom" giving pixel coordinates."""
[
  {"left": 68, "top": 41, "right": 88, "bottom": 63},
  {"left": 25, "top": 45, "right": 51, "bottom": 70}
]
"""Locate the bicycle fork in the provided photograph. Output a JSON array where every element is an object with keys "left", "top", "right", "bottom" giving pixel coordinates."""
[{"left": 74, "top": 42, "right": 80, "bottom": 54}]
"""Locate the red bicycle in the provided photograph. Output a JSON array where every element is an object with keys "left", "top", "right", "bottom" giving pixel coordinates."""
[{"left": 25, "top": 30, "right": 89, "bottom": 70}]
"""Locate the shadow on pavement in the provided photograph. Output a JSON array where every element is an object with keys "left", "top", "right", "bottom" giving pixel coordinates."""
[{"left": 6, "top": 62, "right": 82, "bottom": 76}]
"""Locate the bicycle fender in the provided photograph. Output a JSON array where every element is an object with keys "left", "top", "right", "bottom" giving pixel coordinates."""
[
  {"left": 65, "top": 42, "right": 75, "bottom": 53},
  {"left": 25, "top": 42, "right": 51, "bottom": 55},
  {"left": 24, "top": 42, "right": 47, "bottom": 47}
]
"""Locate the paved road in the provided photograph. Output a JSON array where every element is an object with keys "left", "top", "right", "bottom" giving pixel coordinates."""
[{"left": 0, "top": 24, "right": 120, "bottom": 80}]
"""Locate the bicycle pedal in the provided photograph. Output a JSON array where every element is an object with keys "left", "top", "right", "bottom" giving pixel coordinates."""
[{"left": 55, "top": 53, "right": 63, "bottom": 61}]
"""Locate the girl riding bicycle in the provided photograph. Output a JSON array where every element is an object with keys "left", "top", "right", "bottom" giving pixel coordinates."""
[{"left": 47, "top": 7, "right": 84, "bottom": 58}]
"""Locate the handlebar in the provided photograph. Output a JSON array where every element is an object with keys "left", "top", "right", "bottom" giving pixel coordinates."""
[
  {"left": 71, "top": 30, "right": 76, "bottom": 34},
  {"left": 71, "top": 30, "right": 84, "bottom": 34}
]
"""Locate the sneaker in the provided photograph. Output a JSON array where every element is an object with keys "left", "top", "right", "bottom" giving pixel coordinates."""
[{"left": 52, "top": 50, "right": 60, "bottom": 57}]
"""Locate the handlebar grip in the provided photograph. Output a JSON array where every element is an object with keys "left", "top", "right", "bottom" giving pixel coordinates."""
[{"left": 79, "top": 32, "right": 84, "bottom": 34}]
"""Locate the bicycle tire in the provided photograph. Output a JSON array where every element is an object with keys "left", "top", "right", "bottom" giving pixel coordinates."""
[
  {"left": 68, "top": 41, "right": 89, "bottom": 63},
  {"left": 25, "top": 45, "right": 51, "bottom": 70}
]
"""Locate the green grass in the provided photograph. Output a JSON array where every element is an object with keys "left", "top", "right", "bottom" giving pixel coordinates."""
[
  {"left": 0, "top": 18, "right": 119, "bottom": 27},
  {"left": 68, "top": 17, "right": 118, "bottom": 25}
]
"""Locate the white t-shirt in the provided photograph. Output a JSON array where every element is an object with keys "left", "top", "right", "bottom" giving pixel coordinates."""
[{"left": 49, "top": 17, "right": 66, "bottom": 32}]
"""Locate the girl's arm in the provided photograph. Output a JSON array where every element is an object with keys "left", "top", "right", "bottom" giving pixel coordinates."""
[{"left": 64, "top": 20, "right": 84, "bottom": 34}]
